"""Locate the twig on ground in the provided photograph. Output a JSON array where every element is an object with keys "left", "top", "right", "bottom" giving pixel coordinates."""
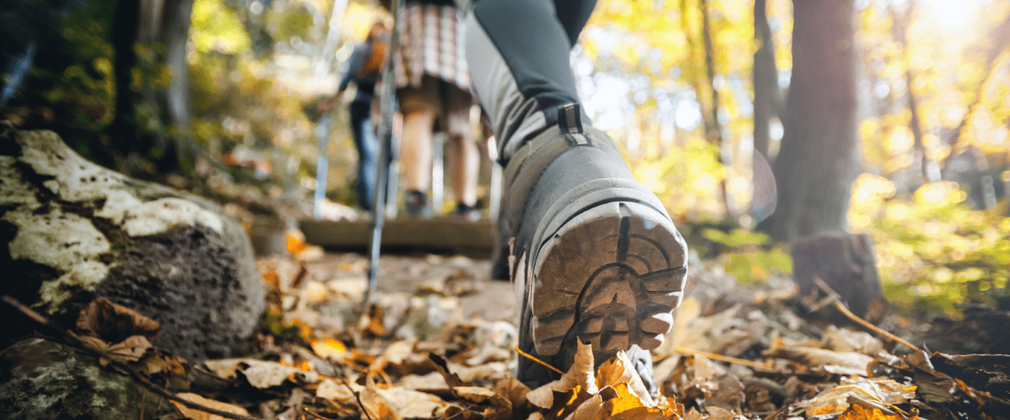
[
  {"left": 515, "top": 346, "right": 565, "bottom": 375},
  {"left": 810, "top": 277, "right": 921, "bottom": 352},
  {"left": 332, "top": 363, "right": 373, "bottom": 420},
  {"left": 1, "top": 295, "right": 264, "bottom": 420},
  {"left": 675, "top": 347, "right": 773, "bottom": 370}
]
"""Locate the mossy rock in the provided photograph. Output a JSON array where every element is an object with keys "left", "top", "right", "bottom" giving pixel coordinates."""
[{"left": 0, "top": 124, "right": 264, "bottom": 360}]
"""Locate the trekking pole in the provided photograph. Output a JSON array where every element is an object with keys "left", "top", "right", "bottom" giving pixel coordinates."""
[
  {"left": 312, "top": 113, "right": 331, "bottom": 221},
  {"left": 365, "top": 0, "right": 401, "bottom": 304}
]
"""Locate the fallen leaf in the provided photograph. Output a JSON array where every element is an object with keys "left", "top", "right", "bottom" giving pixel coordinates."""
[
  {"left": 203, "top": 359, "right": 319, "bottom": 388},
  {"left": 566, "top": 393, "right": 607, "bottom": 420},
  {"left": 597, "top": 350, "right": 655, "bottom": 406},
  {"left": 400, "top": 372, "right": 450, "bottom": 391},
  {"left": 704, "top": 406, "right": 735, "bottom": 420},
  {"left": 311, "top": 338, "right": 348, "bottom": 362},
  {"left": 805, "top": 377, "right": 916, "bottom": 418},
  {"left": 360, "top": 372, "right": 399, "bottom": 420},
  {"left": 171, "top": 392, "right": 250, "bottom": 420},
  {"left": 378, "top": 386, "right": 448, "bottom": 419},
  {"left": 824, "top": 326, "right": 884, "bottom": 355},
  {"left": 452, "top": 385, "right": 510, "bottom": 408},
  {"left": 101, "top": 335, "right": 153, "bottom": 366},
  {"left": 77, "top": 298, "right": 161, "bottom": 343},
  {"left": 765, "top": 345, "right": 874, "bottom": 375},
  {"left": 444, "top": 406, "right": 482, "bottom": 420},
  {"left": 316, "top": 378, "right": 364, "bottom": 405},
  {"left": 526, "top": 341, "right": 597, "bottom": 410},
  {"left": 837, "top": 404, "right": 916, "bottom": 420}
]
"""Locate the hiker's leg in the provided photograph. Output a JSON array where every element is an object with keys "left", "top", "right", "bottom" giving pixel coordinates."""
[
  {"left": 398, "top": 77, "right": 441, "bottom": 213},
  {"left": 444, "top": 84, "right": 480, "bottom": 211},
  {"left": 464, "top": 0, "right": 688, "bottom": 393},
  {"left": 464, "top": 0, "right": 596, "bottom": 162},
  {"left": 350, "top": 102, "right": 377, "bottom": 211}
]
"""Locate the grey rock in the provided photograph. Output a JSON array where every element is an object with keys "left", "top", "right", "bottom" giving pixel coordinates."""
[
  {"left": 0, "top": 338, "right": 173, "bottom": 420},
  {"left": 1, "top": 124, "right": 265, "bottom": 360}
]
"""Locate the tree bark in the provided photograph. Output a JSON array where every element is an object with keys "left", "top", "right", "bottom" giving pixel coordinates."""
[
  {"left": 765, "top": 0, "right": 859, "bottom": 244},
  {"left": 752, "top": 0, "right": 780, "bottom": 160},
  {"left": 699, "top": 0, "right": 736, "bottom": 217},
  {"left": 109, "top": 0, "right": 194, "bottom": 175}
]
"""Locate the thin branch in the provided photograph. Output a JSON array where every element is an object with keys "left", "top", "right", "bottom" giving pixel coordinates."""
[
  {"left": 675, "top": 347, "right": 772, "bottom": 370},
  {"left": 809, "top": 279, "right": 920, "bottom": 352},
  {"left": 2, "top": 295, "right": 264, "bottom": 420},
  {"left": 333, "top": 364, "right": 373, "bottom": 420},
  {"left": 515, "top": 345, "right": 564, "bottom": 375}
]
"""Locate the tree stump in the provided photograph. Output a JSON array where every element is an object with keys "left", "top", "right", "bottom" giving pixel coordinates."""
[{"left": 792, "top": 232, "right": 885, "bottom": 321}]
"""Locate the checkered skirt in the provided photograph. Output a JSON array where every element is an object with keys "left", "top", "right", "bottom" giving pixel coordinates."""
[{"left": 391, "top": 2, "right": 470, "bottom": 92}]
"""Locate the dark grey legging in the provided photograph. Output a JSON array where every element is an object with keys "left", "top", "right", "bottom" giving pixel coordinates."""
[{"left": 464, "top": 0, "right": 597, "bottom": 163}]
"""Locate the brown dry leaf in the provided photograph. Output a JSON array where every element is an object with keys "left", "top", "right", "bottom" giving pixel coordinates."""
[
  {"left": 203, "top": 358, "right": 319, "bottom": 388},
  {"left": 566, "top": 393, "right": 607, "bottom": 420},
  {"left": 608, "top": 382, "right": 655, "bottom": 416},
  {"left": 444, "top": 406, "right": 482, "bottom": 420},
  {"left": 361, "top": 304, "right": 388, "bottom": 337},
  {"left": 377, "top": 387, "right": 448, "bottom": 419},
  {"left": 597, "top": 350, "right": 655, "bottom": 406},
  {"left": 704, "top": 406, "right": 735, "bottom": 420},
  {"left": 527, "top": 341, "right": 597, "bottom": 409},
  {"left": 683, "top": 408, "right": 705, "bottom": 420},
  {"left": 77, "top": 298, "right": 161, "bottom": 342},
  {"left": 494, "top": 376, "right": 532, "bottom": 411},
  {"left": 824, "top": 326, "right": 884, "bottom": 355},
  {"left": 171, "top": 392, "right": 250, "bottom": 420},
  {"left": 360, "top": 372, "right": 400, "bottom": 420},
  {"left": 400, "top": 372, "right": 450, "bottom": 391},
  {"left": 315, "top": 378, "right": 364, "bottom": 406},
  {"left": 429, "top": 353, "right": 466, "bottom": 387},
  {"left": 805, "top": 377, "right": 917, "bottom": 418},
  {"left": 453, "top": 386, "right": 511, "bottom": 408},
  {"left": 103, "top": 335, "right": 152, "bottom": 366},
  {"left": 837, "top": 404, "right": 917, "bottom": 420},
  {"left": 372, "top": 340, "right": 416, "bottom": 371},
  {"left": 764, "top": 345, "right": 874, "bottom": 376},
  {"left": 450, "top": 361, "right": 510, "bottom": 383},
  {"left": 311, "top": 338, "right": 347, "bottom": 362}
]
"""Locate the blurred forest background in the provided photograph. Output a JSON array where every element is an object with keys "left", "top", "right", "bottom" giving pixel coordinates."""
[{"left": 2, "top": 0, "right": 1009, "bottom": 316}]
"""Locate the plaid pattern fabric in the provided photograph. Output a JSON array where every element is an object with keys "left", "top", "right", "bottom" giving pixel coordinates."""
[{"left": 392, "top": 2, "right": 470, "bottom": 92}]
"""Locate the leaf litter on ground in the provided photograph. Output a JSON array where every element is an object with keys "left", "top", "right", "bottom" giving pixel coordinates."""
[{"left": 27, "top": 249, "right": 1010, "bottom": 419}]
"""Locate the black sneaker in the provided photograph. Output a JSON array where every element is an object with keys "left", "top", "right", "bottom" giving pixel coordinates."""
[
  {"left": 450, "top": 202, "right": 481, "bottom": 222},
  {"left": 505, "top": 105, "right": 688, "bottom": 393},
  {"left": 404, "top": 190, "right": 431, "bottom": 218}
]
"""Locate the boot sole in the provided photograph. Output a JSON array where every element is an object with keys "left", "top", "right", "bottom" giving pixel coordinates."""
[{"left": 528, "top": 200, "right": 687, "bottom": 357}]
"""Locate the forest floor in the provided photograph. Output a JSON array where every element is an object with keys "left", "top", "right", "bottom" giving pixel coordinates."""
[{"left": 33, "top": 245, "right": 1010, "bottom": 420}]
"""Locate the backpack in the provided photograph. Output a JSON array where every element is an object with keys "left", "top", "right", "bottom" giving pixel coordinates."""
[{"left": 357, "top": 33, "right": 388, "bottom": 79}]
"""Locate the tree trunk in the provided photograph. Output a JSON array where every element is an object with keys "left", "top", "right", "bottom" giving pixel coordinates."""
[
  {"left": 752, "top": 0, "right": 780, "bottom": 160},
  {"left": 109, "top": 0, "right": 194, "bottom": 175},
  {"left": 699, "top": 0, "right": 736, "bottom": 218},
  {"left": 765, "top": 0, "right": 859, "bottom": 244}
]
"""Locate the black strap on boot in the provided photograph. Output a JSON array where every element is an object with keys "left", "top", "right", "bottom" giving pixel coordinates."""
[
  {"left": 501, "top": 104, "right": 623, "bottom": 246},
  {"left": 557, "top": 104, "right": 591, "bottom": 146}
]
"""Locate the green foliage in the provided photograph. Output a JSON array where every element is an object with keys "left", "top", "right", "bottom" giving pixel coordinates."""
[
  {"left": 702, "top": 228, "right": 792, "bottom": 284},
  {"left": 265, "top": 4, "right": 317, "bottom": 43},
  {"left": 22, "top": 1, "right": 116, "bottom": 133},
  {"left": 629, "top": 137, "right": 727, "bottom": 222},
  {"left": 849, "top": 175, "right": 1010, "bottom": 313},
  {"left": 191, "top": 0, "right": 252, "bottom": 54}
]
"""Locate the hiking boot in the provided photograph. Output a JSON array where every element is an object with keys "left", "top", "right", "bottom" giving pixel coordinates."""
[
  {"left": 404, "top": 190, "right": 431, "bottom": 218},
  {"left": 506, "top": 105, "right": 688, "bottom": 393}
]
